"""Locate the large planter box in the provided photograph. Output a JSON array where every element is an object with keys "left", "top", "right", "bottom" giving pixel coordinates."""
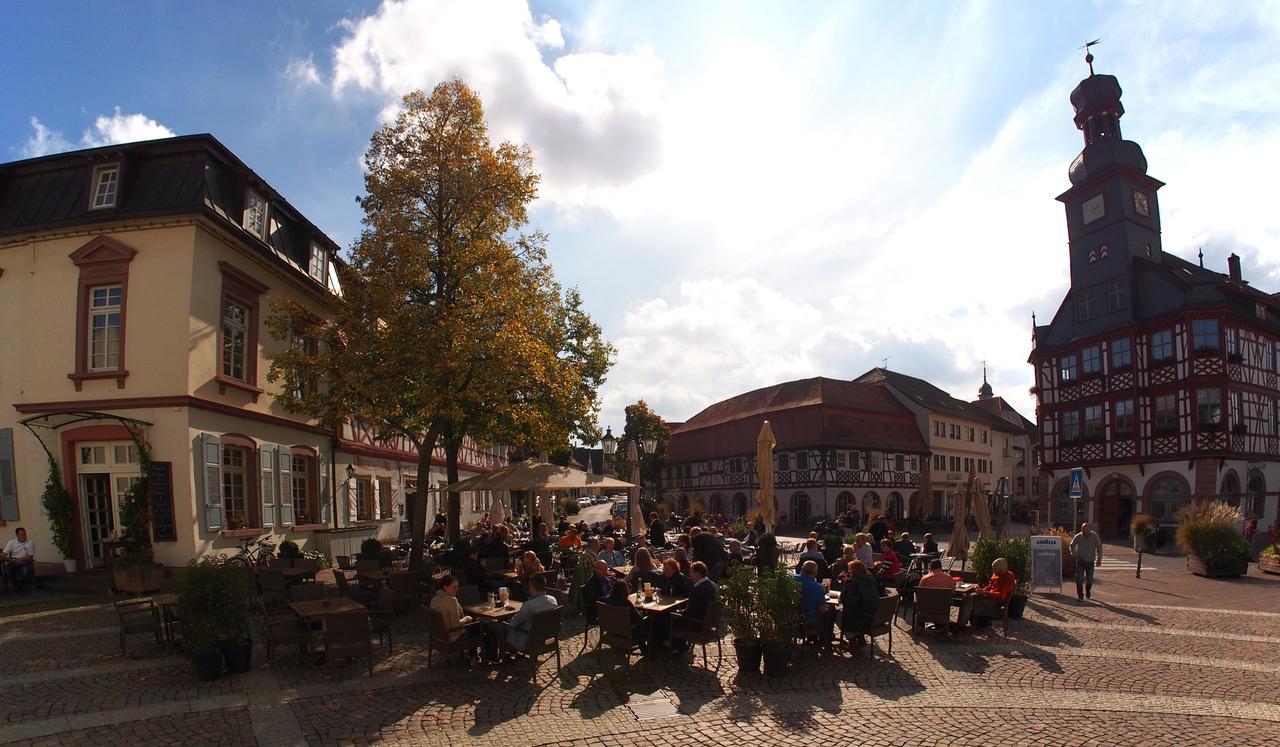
[
  {"left": 1259, "top": 554, "right": 1280, "bottom": 576},
  {"left": 1187, "top": 554, "right": 1247, "bottom": 578}
]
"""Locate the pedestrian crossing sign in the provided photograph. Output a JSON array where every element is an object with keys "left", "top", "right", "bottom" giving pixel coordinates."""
[{"left": 1069, "top": 467, "right": 1084, "bottom": 499}]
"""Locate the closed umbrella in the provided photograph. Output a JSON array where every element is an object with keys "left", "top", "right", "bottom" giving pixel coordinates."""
[
  {"left": 756, "top": 420, "right": 777, "bottom": 533},
  {"left": 971, "top": 475, "right": 995, "bottom": 539},
  {"left": 946, "top": 485, "right": 970, "bottom": 565},
  {"left": 628, "top": 440, "right": 644, "bottom": 540}
]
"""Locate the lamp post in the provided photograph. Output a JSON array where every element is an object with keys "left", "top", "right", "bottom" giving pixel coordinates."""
[{"left": 601, "top": 427, "right": 658, "bottom": 540}]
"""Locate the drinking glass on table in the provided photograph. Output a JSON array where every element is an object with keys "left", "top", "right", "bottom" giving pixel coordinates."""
[
  {"left": 822, "top": 578, "right": 831, "bottom": 591},
  {"left": 498, "top": 587, "right": 509, "bottom": 605}
]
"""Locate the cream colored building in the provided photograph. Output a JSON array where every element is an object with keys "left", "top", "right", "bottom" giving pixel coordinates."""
[{"left": 0, "top": 136, "right": 499, "bottom": 573}]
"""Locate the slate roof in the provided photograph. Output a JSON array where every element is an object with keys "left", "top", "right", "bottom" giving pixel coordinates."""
[
  {"left": 853, "top": 368, "right": 1022, "bottom": 433},
  {"left": 668, "top": 377, "right": 928, "bottom": 463}
]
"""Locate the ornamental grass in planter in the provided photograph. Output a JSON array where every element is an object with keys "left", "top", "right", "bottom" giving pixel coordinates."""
[
  {"left": 1175, "top": 500, "right": 1249, "bottom": 578},
  {"left": 1257, "top": 520, "right": 1280, "bottom": 575}
]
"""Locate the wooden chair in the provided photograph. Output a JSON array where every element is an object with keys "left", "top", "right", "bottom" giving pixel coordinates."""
[
  {"left": 388, "top": 571, "right": 421, "bottom": 612},
  {"left": 670, "top": 600, "right": 724, "bottom": 669},
  {"left": 293, "top": 558, "right": 320, "bottom": 580},
  {"left": 425, "top": 607, "right": 483, "bottom": 669},
  {"left": 594, "top": 602, "right": 643, "bottom": 666},
  {"left": 369, "top": 587, "right": 396, "bottom": 653},
  {"left": 866, "top": 592, "right": 900, "bottom": 658},
  {"left": 970, "top": 594, "right": 1011, "bottom": 639},
  {"left": 336, "top": 555, "right": 355, "bottom": 571},
  {"left": 334, "top": 571, "right": 376, "bottom": 606},
  {"left": 355, "top": 558, "right": 381, "bottom": 574},
  {"left": 912, "top": 587, "right": 954, "bottom": 637},
  {"left": 503, "top": 605, "right": 564, "bottom": 679},
  {"left": 257, "top": 568, "right": 289, "bottom": 609},
  {"left": 256, "top": 597, "right": 310, "bottom": 661},
  {"left": 108, "top": 588, "right": 162, "bottom": 655},
  {"left": 323, "top": 611, "right": 375, "bottom": 675}
]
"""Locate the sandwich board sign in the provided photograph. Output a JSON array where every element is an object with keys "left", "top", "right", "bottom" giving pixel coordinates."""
[{"left": 1031, "top": 535, "right": 1063, "bottom": 592}]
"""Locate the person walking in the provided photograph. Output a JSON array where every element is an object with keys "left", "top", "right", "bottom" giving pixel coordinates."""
[{"left": 1069, "top": 522, "right": 1103, "bottom": 601}]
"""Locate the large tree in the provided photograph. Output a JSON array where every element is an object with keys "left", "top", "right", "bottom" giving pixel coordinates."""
[
  {"left": 609, "top": 400, "right": 671, "bottom": 499},
  {"left": 268, "top": 80, "right": 611, "bottom": 568}
]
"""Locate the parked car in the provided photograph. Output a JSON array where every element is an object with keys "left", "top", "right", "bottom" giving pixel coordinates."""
[{"left": 611, "top": 500, "right": 629, "bottom": 519}]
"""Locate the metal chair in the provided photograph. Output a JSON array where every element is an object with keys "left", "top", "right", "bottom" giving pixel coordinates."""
[
  {"left": 670, "top": 600, "right": 724, "bottom": 669},
  {"left": 425, "top": 607, "right": 483, "bottom": 669},
  {"left": 322, "top": 611, "right": 375, "bottom": 675},
  {"left": 866, "top": 592, "right": 900, "bottom": 658},
  {"left": 503, "top": 605, "right": 564, "bottom": 679},
  {"left": 336, "top": 555, "right": 355, "bottom": 571},
  {"left": 594, "top": 602, "right": 644, "bottom": 666},
  {"left": 108, "top": 588, "right": 162, "bottom": 655},
  {"left": 370, "top": 587, "right": 396, "bottom": 653},
  {"left": 255, "top": 597, "right": 310, "bottom": 661}
]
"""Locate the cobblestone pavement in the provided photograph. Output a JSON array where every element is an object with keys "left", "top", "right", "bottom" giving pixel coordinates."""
[{"left": 2, "top": 566, "right": 1278, "bottom": 746}]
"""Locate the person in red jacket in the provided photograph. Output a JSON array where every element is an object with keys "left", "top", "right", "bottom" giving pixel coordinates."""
[
  {"left": 960, "top": 557, "right": 1016, "bottom": 628},
  {"left": 873, "top": 538, "right": 901, "bottom": 584}
]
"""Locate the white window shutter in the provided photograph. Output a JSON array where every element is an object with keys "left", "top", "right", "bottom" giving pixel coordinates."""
[
  {"left": 0, "top": 428, "right": 19, "bottom": 521},
  {"left": 319, "top": 450, "right": 331, "bottom": 525},
  {"left": 259, "top": 444, "right": 276, "bottom": 528},
  {"left": 277, "top": 446, "right": 294, "bottom": 526},
  {"left": 201, "top": 434, "right": 223, "bottom": 531}
]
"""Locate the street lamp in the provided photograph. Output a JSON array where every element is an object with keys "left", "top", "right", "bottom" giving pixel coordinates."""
[
  {"left": 345, "top": 463, "right": 356, "bottom": 482},
  {"left": 601, "top": 427, "right": 617, "bottom": 457}
]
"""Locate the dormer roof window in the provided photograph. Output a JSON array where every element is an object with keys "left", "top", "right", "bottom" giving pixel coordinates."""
[
  {"left": 308, "top": 243, "right": 326, "bottom": 283},
  {"left": 243, "top": 189, "right": 267, "bottom": 239},
  {"left": 90, "top": 164, "right": 120, "bottom": 209}
]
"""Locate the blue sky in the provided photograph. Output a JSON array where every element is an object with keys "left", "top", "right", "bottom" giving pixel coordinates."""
[{"left": 6, "top": 1, "right": 1280, "bottom": 434}]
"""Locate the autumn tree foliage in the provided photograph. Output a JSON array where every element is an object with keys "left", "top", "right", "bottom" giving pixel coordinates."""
[
  {"left": 610, "top": 400, "right": 672, "bottom": 499},
  {"left": 267, "top": 80, "right": 612, "bottom": 567}
]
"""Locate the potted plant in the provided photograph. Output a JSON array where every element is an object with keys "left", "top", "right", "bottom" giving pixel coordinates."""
[
  {"left": 821, "top": 534, "right": 845, "bottom": 565},
  {"left": 1176, "top": 500, "right": 1249, "bottom": 578},
  {"left": 277, "top": 539, "right": 301, "bottom": 566},
  {"left": 360, "top": 536, "right": 382, "bottom": 561},
  {"left": 176, "top": 558, "right": 251, "bottom": 680},
  {"left": 39, "top": 456, "right": 77, "bottom": 572},
  {"left": 969, "top": 535, "right": 1032, "bottom": 618},
  {"left": 754, "top": 565, "right": 801, "bottom": 677},
  {"left": 1259, "top": 521, "right": 1280, "bottom": 575},
  {"left": 720, "top": 568, "right": 762, "bottom": 674},
  {"left": 1130, "top": 513, "right": 1159, "bottom": 553}
]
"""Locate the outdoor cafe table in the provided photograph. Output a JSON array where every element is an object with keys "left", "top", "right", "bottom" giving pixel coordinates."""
[
  {"left": 289, "top": 597, "right": 366, "bottom": 620},
  {"left": 608, "top": 565, "right": 632, "bottom": 577},
  {"left": 265, "top": 567, "right": 314, "bottom": 584},
  {"left": 634, "top": 592, "right": 687, "bottom": 649},
  {"left": 464, "top": 600, "right": 523, "bottom": 622},
  {"left": 906, "top": 553, "right": 937, "bottom": 575}
]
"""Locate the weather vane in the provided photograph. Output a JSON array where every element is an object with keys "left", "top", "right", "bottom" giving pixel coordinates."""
[{"left": 1079, "top": 38, "right": 1101, "bottom": 76}]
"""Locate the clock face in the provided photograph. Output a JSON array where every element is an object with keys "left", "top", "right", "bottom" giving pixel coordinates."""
[
  {"left": 1134, "top": 191, "right": 1150, "bottom": 217},
  {"left": 1082, "top": 194, "right": 1105, "bottom": 224}
]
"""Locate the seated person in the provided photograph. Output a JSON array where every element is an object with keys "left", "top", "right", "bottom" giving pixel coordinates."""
[
  {"left": 429, "top": 574, "right": 477, "bottom": 650},
  {"left": 971, "top": 557, "right": 1016, "bottom": 622},
  {"left": 581, "top": 538, "right": 601, "bottom": 570},
  {"left": 526, "top": 524, "right": 555, "bottom": 568},
  {"left": 672, "top": 547, "right": 692, "bottom": 575},
  {"left": 838, "top": 560, "right": 880, "bottom": 647},
  {"left": 623, "top": 547, "right": 662, "bottom": 593},
  {"left": 515, "top": 549, "right": 545, "bottom": 599},
  {"left": 671, "top": 561, "right": 716, "bottom": 654},
  {"left": 917, "top": 559, "right": 956, "bottom": 590},
  {"left": 558, "top": 527, "right": 583, "bottom": 550},
  {"left": 726, "top": 539, "right": 745, "bottom": 566},
  {"left": 892, "top": 532, "right": 916, "bottom": 560},
  {"left": 3, "top": 528, "right": 36, "bottom": 592},
  {"left": 556, "top": 517, "right": 571, "bottom": 536},
  {"left": 603, "top": 580, "right": 648, "bottom": 654},
  {"left": 853, "top": 533, "right": 874, "bottom": 567},
  {"left": 581, "top": 560, "right": 614, "bottom": 623},
  {"left": 796, "top": 538, "right": 827, "bottom": 578},
  {"left": 488, "top": 574, "right": 558, "bottom": 659},
  {"left": 921, "top": 532, "right": 940, "bottom": 556},
  {"left": 691, "top": 527, "right": 727, "bottom": 578},
  {"left": 461, "top": 545, "right": 489, "bottom": 589},
  {"left": 599, "top": 537, "right": 626, "bottom": 568},
  {"left": 658, "top": 557, "right": 692, "bottom": 598},
  {"left": 793, "top": 560, "right": 836, "bottom": 646},
  {"left": 873, "top": 538, "right": 901, "bottom": 582}
]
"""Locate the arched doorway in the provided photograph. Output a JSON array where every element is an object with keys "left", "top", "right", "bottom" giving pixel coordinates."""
[
  {"left": 1146, "top": 475, "right": 1190, "bottom": 523},
  {"left": 887, "top": 492, "right": 905, "bottom": 522},
  {"left": 733, "top": 492, "right": 747, "bottom": 517},
  {"left": 791, "top": 492, "right": 811, "bottom": 528},
  {"left": 709, "top": 493, "right": 723, "bottom": 515},
  {"left": 836, "top": 491, "right": 856, "bottom": 515},
  {"left": 1050, "top": 477, "right": 1090, "bottom": 529},
  {"left": 862, "top": 491, "right": 880, "bottom": 516},
  {"left": 1096, "top": 477, "right": 1135, "bottom": 536},
  {"left": 1248, "top": 469, "right": 1266, "bottom": 518},
  {"left": 1220, "top": 472, "right": 1241, "bottom": 508},
  {"left": 678, "top": 495, "right": 689, "bottom": 514}
]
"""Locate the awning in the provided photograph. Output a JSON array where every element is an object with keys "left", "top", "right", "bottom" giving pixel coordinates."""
[{"left": 19, "top": 411, "right": 152, "bottom": 460}]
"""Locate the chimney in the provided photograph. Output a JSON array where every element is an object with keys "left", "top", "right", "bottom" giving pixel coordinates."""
[{"left": 1228, "top": 253, "right": 1242, "bottom": 283}]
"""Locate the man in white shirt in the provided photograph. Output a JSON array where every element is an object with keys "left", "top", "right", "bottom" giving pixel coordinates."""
[{"left": 3, "top": 527, "right": 37, "bottom": 592}]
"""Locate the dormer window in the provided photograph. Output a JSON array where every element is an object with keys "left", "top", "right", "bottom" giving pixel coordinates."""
[
  {"left": 90, "top": 164, "right": 120, "bottom": 209},
  {"left": 308, "top": 244, "right": 327, "bottom": 283},
  {"left": 243, "top": 190, "right": 267, "bottom": 239}
]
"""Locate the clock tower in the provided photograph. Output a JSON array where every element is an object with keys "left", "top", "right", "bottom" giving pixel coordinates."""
[{"left": 1056, "top": 68, "right": 1165, "bottom": 331}]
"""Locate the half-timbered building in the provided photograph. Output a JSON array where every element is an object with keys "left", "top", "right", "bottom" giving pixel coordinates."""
[
  {"left": 1030, "top": 67, "right": 1280, "bottom": 534},
  {"left": 663, "top": 377, "right": 928, "bottom": 527}
]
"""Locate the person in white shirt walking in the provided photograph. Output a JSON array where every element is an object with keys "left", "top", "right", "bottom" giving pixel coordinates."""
[
  {"left": 1069, "top": 523, "right": 1103, "bottom": 601},
  {"left": 3, "top": 527, "right": 37, "bottom": 593}
]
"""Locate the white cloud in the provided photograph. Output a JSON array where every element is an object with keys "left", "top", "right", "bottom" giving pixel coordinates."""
[
  {"left": 284, "top": 54, "right": 322, "bottom": 87},
  {"left": 17, "top": 108, "right": 175, "bottom": 158},
  {"left": 328, "top": 0, "right": 663, "bottom": 204}
]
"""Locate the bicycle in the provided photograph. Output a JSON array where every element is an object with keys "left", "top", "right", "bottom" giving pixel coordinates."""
[{"left": 222, "top": 535, "right": 276, "bottom": 568}]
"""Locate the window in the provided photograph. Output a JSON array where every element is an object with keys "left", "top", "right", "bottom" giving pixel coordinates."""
[
  {"left": 1197, "top": 389, "right": 1222, "bottom": 427},
  {"left": 949, "top": 456, "right": 960, "bottom": 471},
  {"left": 1061, "top": 411, "right": 1080, "bottom": 444},
  {"left": 289, "top": 333, "right": 318, "bottom": 399},
  {"left": 90, "top": 164, "right": 120, "bottom": 209},
  {"left": 1060, "top": 355, "right": 1078, "bottom": 382},
  {"left": 933, "top": 421, "right": 945, "bottom": 437},
  {"left": 355, "top": 477, "right": 373, "bottom": 521},
  {"left": 1106, "top": 279, "right": 1128, "bottom": 312},
  {"left": 308, "top": 244, "right": 327, "bottom": 283},
  {"left": 222, "top": 446, "right": 248, "bottom": 528},
  {"left": 894, "top": 455, "right": 904, "bottom": 471},
  {"left": 950, "top": 424, "right": 961, "bottom": 439},
  {"left": 1076, "top": 290, "right": 1095, "bottom": 321},
  {"left": 1111, "top": 338, "right": 1132, "bottom": 369},
  {"left": 1151, "top": 329, "right": 1173, "bottom": 363},
  {"left": 909, "top": 456, "right": 918, "bottom": 471},
  {"left": 378, "top": 478, "right": 393, "bottom": 520},
  {"left": 1115, "top": 400, "right": 1134, "bottom": 436},
  {"left": 113, "top": 444, "right": 138, "bottom": 464},
  {"left": 963, "top": 458, "right": 972, "bottom": 472},
  {"left": 81, "top": 446, "right": 107, "bottom": 465},
  {"left": 777, "top": 453, "right": 791, "bottom": 471},
  {"left": 849, "top": 451, "right": 860, "bottom": 470},
  {"left": 88, "top": 286, "right": 123, "bottom": 371},
  {"left": 1257, "top": 303, "right": 1267, "bottom": 320},
  {"left": 1231, "top": 390, "right": 1242, "bottom": 429},
  {"left": 1149, "top": 477, "right": 1189, "bottom": 521},
  {"left": 1082, "top": 345, "right": 1101, "bottom": 375},
  {"left": 980, "top": 430, "right": 988, "bottom": 445},
  {"left": 933, "top": 454, "right": 945, "bottom": 470},
  {"left": 1084, "top": 405, "right": 1103, "bottom": 441},
  {"left": 243, "top": 190, "right": 267, "bottom": 239},
  {"left": 1155, "top": 394, "right": 1177, "bottom": 435},
  {"left": 966, "top": 427, "right": 975, "bottom": 442},
  {"left": 836, "top": 452, "right": 847, "bottom": 468},
  {"left": 222, "top": 300, "right": 248, "bottom": 380},
  {"left": 795, "top": 451, "right": 808, "bottom": 470},
  {"left": 1192, "top": 319, "right": 1219, "bottom": 353},
  {"left": 290, "top": 455, "right": 310, "bottom": 522}
]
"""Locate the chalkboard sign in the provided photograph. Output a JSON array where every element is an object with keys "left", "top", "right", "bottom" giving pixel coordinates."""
[
  {"left": 1031, "top": 535, "right": 1062, "bottom": 591},
  {"left": 149, "top": 461, "right": 177, "bottom": 542}
]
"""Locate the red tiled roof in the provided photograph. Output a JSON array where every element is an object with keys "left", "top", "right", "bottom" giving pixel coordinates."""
[{"left": 668, "top": 377, "right": 928, "bottom": 462}]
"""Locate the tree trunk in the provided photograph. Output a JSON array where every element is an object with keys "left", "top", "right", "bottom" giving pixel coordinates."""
[
  {"left": 409, "top": 428, "right": 440, "bottom": 571},
  {"left": 445, "top": 437, "right": 462, "bottom": 546}
]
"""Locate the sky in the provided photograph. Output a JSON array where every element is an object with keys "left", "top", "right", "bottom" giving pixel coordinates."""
[{"left": 5, "top": 0, "right": 1280, "bottom": 438}]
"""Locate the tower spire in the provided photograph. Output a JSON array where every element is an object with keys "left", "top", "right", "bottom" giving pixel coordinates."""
[{"left": 1080, "top": 39, "right": 1101, "bottom": 76}]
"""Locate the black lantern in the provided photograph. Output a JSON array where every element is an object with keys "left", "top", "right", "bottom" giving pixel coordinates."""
[
  {"left": 345, "top": 463, "right": 356, "bottom": 481},
  {"left": 601, "top": 427, "right": 617, "bottom": 456}
]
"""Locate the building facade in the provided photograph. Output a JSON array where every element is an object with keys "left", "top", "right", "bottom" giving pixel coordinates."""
[
  {"left": 663, "top": 377, "right": 929, "bottom": 527},
  {"left": 0, "top": 136, "right": 500, "bottom": 572},
  {"left": 1030, "top": 68, "right": 1280, "bottom": 534}
]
